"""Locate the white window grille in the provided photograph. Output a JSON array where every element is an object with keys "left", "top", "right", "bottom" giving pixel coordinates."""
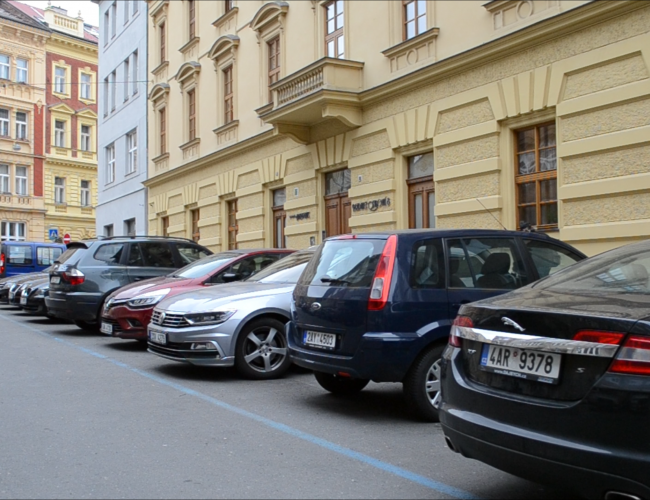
[
  {"left": 54, "top": 67, "right": 66, "bottom": 93},
  {"left": 1, "top": 222, "right": 26, "bottom": 241},
  {"left": 54, "top": 177, "right": 65, "bottom": 204},
  {"left": 106, "top": 144, "right": 115, "bottom": 184},
  {"left": 54, "top": 120, "right": 65, "bottom": 147},
  {"left": 0, "top": 109, "right": 9, "bottom": 136},
  {"left": 0, "top": 164, "right": 9, "bottom": 193},
  {"left": 0, "top": 55, "right": 9, "bottom": 80},
  {"left": 15, "top": 112, "right": 27, "bottom": 140},
  {"left": 15, "top": 166, "right": 27, "bottom": 196},
  {"left": 16, "top": 59, "right": 28, "bottom": 83},
  {"left": 81, "top": 125, "right": 91, "bottom": 152},
  {"left": 127, "top": 130, "right": 137, "bottom": 174},
  {"left": 80, "top": 180, "right": 91, "bottom": 207},
  {"left": 81, "top": 73, "right": 91, "bottom": 100}
]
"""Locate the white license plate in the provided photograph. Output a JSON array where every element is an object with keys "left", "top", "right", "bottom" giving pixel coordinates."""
[
  {"left": 20, "top": 296, "right": 27, "bottom": 305},
  {"left": 8, "top": 292, "right": 15, "bottom": 300},
  {"left": 480, "top": 344, "right": 561, "bottom": 384},
  {"left": 50, "top": 276, "right": 60, "bottom": 284},
  {"left": 100, "top": 322, "right": 113, "bottom": 335},
  {"left": 304, "top": 330, "right": 336, "bottom": 349},
  {"left": 149, "top": 328, "right": 167, "bottom": 345}
]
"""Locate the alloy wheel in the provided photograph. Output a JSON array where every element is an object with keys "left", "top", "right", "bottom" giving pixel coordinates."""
[{"left": 242, "top": 326, "right": 288, "bottom": 373}]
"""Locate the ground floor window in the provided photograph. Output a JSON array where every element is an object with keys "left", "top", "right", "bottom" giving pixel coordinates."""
[
  {"left": 407, "top": 153, "right": 435, "bottom": 229},
  {"left": 272, "top": 188, "right": 286, "bottom": 249},
  {"left": 227, "top": 200, "right": 237, "bottom": 250},
  {"left": 161, "top": 216, "right": 169, "bottom": 237},
  {"left": 1, "top": 221, "right": 26, "bottom": 241},
  {"left": 191, "top": 209, "right": 200, "bottom": 242},
  {"left": 104, "top": 224, "right": 114, "bottom": 237}
]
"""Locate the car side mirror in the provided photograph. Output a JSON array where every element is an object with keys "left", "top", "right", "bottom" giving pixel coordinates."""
[{"left": 222, "top": 273, "right": 240, "bottom": 283}]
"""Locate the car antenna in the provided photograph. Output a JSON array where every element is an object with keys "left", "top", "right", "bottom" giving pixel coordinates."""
[{"left": 476, "top": 198, "right": 508, "bottom": 231}]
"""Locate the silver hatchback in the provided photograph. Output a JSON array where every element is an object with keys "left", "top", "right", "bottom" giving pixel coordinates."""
[{"left": 147, "top": 249, "right": 315, "bottom": 380}]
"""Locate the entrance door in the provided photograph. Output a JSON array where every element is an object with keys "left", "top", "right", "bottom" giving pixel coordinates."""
[{"left": 324, "top": 169, "right": 351, "bottom": 237}]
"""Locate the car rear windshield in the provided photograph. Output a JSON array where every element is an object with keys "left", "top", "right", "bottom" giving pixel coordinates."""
[
  {"left": 173, "top": 252, "right": 239, "bottom": 279},
  {"left": 247, "top": 251, "right": 314, "bottom": 284},
  {"left": 537, "top": 243, "right": 650, "bottom": 294},
  {"left": 55, "top": 247, "right": 84, "bottom": 265},
  {"left": 298, "top": 239, "right": 385, "bottom": 287}
]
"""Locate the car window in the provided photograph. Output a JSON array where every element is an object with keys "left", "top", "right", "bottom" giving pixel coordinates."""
[
  {"left": 94, "top": 243, "right": 125, "bottom": 266},
  {"left": 6, "top": 245, "right": 32, "bottom": 265},
  {"left": 299, "top": 239, "right": 384, "bottom": 288},
  {"left": 175, "top": 252, "right": 239, "bottom": 279},
  {"left": 127, "top": 244, "right": 145, "bottom": 266},
  {"left": 410, "top": 239, "right": 445, "bottom": 289},
  {"left": 523, "top": 239, "right": 583, "bottom": 278},
  {"left": 248, "top": 251, "right": 315, "bottom": 284},
  {"left": 211, "top": 254, "right": 282, "bottom": 284},
  {"left": 37, "top": 247, "right": 62, "bottom": 266},
  {"left": 56, "top": 247, "right": 82, "bottom": 264},
  {"left": 138, "top": 242, "right": 175, "bottom": 268},
  {"left": 447, "top": 238, "right": 528, "bottom": 290},
  {"left": 176, "top": 243, "right": 211, "bottom": 266}
]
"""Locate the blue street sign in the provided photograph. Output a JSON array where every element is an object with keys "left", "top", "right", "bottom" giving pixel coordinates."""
[{"left": 49, "top": 228, "right": 59, "bottom": 241}]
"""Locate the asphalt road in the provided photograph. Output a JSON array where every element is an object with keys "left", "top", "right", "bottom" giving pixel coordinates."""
[{"left": 0, "top": 306, "right": 580, "bottom": 499}]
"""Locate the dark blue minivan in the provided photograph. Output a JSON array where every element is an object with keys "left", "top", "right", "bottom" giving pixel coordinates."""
[
  {"left": 287, "top": 229, "right": 587, "bottom": 421},
  {"left": 0, "top": 241, "right": 66, "bottom": 279}
]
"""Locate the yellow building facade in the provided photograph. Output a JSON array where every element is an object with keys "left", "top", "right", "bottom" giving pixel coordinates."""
[
  {"left": 146, "top": 0, "right": 650, "bottom": 256},
  {"left": 0, "top": 3, "right": 49, "bottom": 241}
]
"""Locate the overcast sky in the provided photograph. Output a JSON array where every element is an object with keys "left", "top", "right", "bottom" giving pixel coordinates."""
[{"left": 20, "top": 0, "right": 99, "bottom": 26}]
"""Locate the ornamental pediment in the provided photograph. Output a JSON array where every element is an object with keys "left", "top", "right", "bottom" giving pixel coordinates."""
[
  {"left": 250, "top": 2, "right": 289, "bottom": 33},
  {"left": 208, "top": 35, "right": 240, "bottom": 61}
]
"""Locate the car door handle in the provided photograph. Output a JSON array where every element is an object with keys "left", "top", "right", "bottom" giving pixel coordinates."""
[{"left": 451, "top": 300, "right": 471, "bottom": 308}]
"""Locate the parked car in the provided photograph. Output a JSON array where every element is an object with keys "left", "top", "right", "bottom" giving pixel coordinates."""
[
  {"left": 148, "top": 248, "right": 315, "bottom": 380},
  {"left": 0, "top": 241, "right": 65, "bottom": 278},
  {"left": 100, "top": 248, "right": 294, "bottom": 341},
  {"left": 0, "top": 270, "right": 50, "bottom": 303},
  {"left": 439, "top": 239, "right": 650, "bottom": 499},
  {"left": 287, "top": 229, "right": 586, "bottom": 421},
  {"left": 18, "top": 276, "right": 51, "bottom": 316},
  {"left": 46, "top": 237, "right": 212, "bottom": 330}
]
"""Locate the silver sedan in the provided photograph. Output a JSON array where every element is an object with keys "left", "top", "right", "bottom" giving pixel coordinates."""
[{"left": 147, "top": 249, "right": 315, "bottom": 380}]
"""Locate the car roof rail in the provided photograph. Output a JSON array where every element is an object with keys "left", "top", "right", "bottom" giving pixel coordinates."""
[{"left": 97, "top": 235, "right": 199, "bottom": 244}]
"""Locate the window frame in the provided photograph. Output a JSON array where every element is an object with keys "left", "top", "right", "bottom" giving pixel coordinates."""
[
  {"left": 188, "top": 88, "right": 196, "bottom": 141},
  {"left": 272, "top": 188, "right": 286, "bottom": 249},
  {"left": 106, "top": 143, "right": 115, "bottom": 184},
  {"left": 159, "top": 21, "right": 166, "bottom": 65},
  {"left": 80, "top": 72, "right": 92, "bottom": 101},
  {"left": 54, "top": 177, "right": 66, "bottom": 205},
  {"left": 15, "top": 111, "right": 27, "bottom": 141},
  {"left": 267, "top": 37, "right": 280, "bottom": 102},
  {"left": 54, "top": 120, "right": 66, "bottom": 148},
  {"left": 0, "top": 109, "right": 8, "bottom": 136},
  {"left": 0, "top": 164, "right": 9, "bottom": 193},
  {"left": 123, "top": 58, "right": 130, "bottom": 101},
  {"left": 80, "top": 124, "right": 91, "bottom": 152},
  {"left": 15, "top": 166, "right": 27, "bottom": 196},
  {"left": 188, "top": 0, "right": 196, "bottom": 40},
  {"left": 126, "top": 129, "right": 137, "bottom": 174},
  {"left": 403, "top": 0, "right": 427, "bottom": 41},
  {"left": 227, "top": 200, "right": 238, "bottom": 250},
  {"left": 16, "top": 59, "right": 28, "bottom": 83},
  {"left": 1, "top": 221, "right": 26, "bottom": 241},
  {"left": 131, "top": 50, "right": 138, "bottom": 96},
  {"left": 324, "top": 0, "right": 344, "bottom": 59},
  {"left": 190, "top": 208, "right": 200, "bottom": 242},
  {"left": 159, "top": 107, "right": 167, "bottom": 155},
  {"left": 80, "top": 180, "right": 91, "bottom": 207},
  {"left": 111, "top": 1, "right": 117, "bottom": 38},
  {"left": 0, "top": 54, "right": 9, "bottom": 80},
  {"left": 54, "top": 66, "right": 66, "bottom": 94},
  {"left": 223, "top": 66, "right": 234, "bottom": 125}
]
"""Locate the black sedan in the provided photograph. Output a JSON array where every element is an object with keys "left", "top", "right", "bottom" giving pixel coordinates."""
[{"left": 439, "top": 239, "right": 650, "bottom": 500}]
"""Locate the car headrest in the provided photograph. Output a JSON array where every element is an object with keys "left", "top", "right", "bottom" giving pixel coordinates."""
[{"left": 481, "top": 253, "right": 511, "bottom": 275}]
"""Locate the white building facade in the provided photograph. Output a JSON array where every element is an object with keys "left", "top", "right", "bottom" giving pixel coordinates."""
[{"left": 94, "top": 0, "right": 147, "bottom": 237}]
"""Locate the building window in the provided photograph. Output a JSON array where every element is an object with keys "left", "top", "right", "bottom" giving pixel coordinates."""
[
  {"left": 515, "top": 123, "right": 558, "bottom": 230},
  {"left": 80, "top": 73, "right": 92, "bottom": 100},
  {"left": 159, "top": 22, "right": 166, "bottom": 64},
  {"left": 404, "top": 0, "right": 426, "bottom": 40},
  {"left": 54, "top": 177, "right": 65, "bottom": 204},
  {"left": 111, "top": 1, "right": 117, "bottom": 38},
  {"left": 54, "top": 120, "right": 65, "bottom": 147},
  {"left": 80, "top": 180, "right": 91, "bottom": 207},
  {"left": 161, "top": 216, "right": 169, "bottom": 237},
  {"left": 16, "top": 59, "right": 28, "bottom": 83},
  {"left": 15, "top": 112, "right": 27, "bottom": 140},
  {"left": 1, "top": 222, "right": 26, "bottom": 241},
  {"left": 225, "top": 0, "right": 234, "bottom": 13},
  {"left": 132, "top": 50, "right": 138, "bottom": 95},
  {"left": 15, "top": 166, "right": 27, "bottom": 196},
  {"left": 104, "top": 10, "right": 109, "bottom": 45},
  {"left": 159, "top": 108, "right": 167, "bottom": 154},
  {"left": 110, "top": 71, "right": 116, "bottom": 111},
  {"left": 191, "top": 209, "right": 200, "bottom": 242},
  {"left": 127, "top": 129, "right": 137, "bottom": 174},
  {"left": 189, "top": 0, "right": 196, "bottom": 39},
  {"left": 0, "top": 109, "right": 8, "bottom": 136},
  {"left": 227, "top": 200, "right": 238, "bottom": 250},
  {"left": 272, "top": 188, "right": 286, "bottom": 249},
  {"left": 124, "top": 218, "right": 136, "bottom": 236},
  {"left": 106, "top": 144, "right": 115, "bottom": 184},
  {"left": 123, "top": 58, "right": 129, "bottom": 101},
  {"left": 54, "top": 67, "right": 66, "bottom": 94},
  {"left": 104, "top": 224, "right": 114, "bottom": 237},
  {"left": 0, "top": 165, "right": 9, "bottom": 193},
  {"left": 224, "top": 66, "right": 233, "bottom": 124},
  {"left": 103, "top": 76, "right": 109, "bottom": 115},
  {"left": 80, "top": 125, "right": 91, "bottom": 152},
  {"left": 325, "top": 1, "right": 344, "bottom": 59},
  {"left": 133, "top": 0, "right": 138, "bottom": 15},
  {"left": 0, "top": 55, "right": 9, "bottom": 79},
  {"left": 407, "top": 153, "right": 435, "bottom": 229},
  {"left": 268, "top": 37, "right": 280, "bottom": 102},
  {"left": 124, "top": 0, "right": 129, "bottom": 24},
  {"left": 188, "top": 89, "right": 196, "bottom": 141}
]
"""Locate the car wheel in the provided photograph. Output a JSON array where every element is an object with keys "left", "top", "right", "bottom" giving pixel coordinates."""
[
  {"left": 313, "top": 372, "right": 370, "bottom": 395},
  {"left": 403, "top": 344, "right": 445, "bottom": 422},
  {"left": 234, "top": 318, "right": 292, "bottom": 380},
  {"left": 73, "top": 320, "right": 100, "bottom": 332}
]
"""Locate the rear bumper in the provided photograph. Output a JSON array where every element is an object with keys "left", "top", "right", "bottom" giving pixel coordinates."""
[
  {"left": 439, "top": 348, "right": 650, "bottom": 499},
  {"left": 45, "top": 293, "right": 101, "bottom": 322}
]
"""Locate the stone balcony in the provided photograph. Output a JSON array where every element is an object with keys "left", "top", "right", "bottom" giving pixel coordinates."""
[{"left": 257, "top": 57, "right": 364, "bottom": 144}]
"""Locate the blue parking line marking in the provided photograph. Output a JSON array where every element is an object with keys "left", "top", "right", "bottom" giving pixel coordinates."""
[{"left": 2, "top": 313, "right": 480, "bottom": 500}]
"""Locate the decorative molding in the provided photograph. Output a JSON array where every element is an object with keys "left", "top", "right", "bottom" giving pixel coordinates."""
[
  {"left": 180, "top": 138, "right": 201, "bottom": 160},
  {"left": 208, "top": 35, "right": 240, "bottom": 61},
  {"left": 382, "top": 28, "right": 440, "bottom": 73},
  {"left": 175, "top": 61, "right": 201, "bottom": 85},
  {"left": 148, "top": 83, "right": 170, "bottom": 103},
  {"left": 179, "top": 36, "right": 200, "bottom": 55},
  {"left": 151, "top": 60, "right": 169, "bottom": 78},
  {"left": 212, "top": 6, "right": 238, "bottom": 36},
  {"left": 213, "top": 120, "right": 239, "bottom": 145},
  {"left": 250, "top": 2, "right": 289, "bottom": 33}
]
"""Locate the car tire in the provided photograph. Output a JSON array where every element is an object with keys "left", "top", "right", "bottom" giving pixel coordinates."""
[
  {"left": 73, "top": 320, "right": 100, "bottom": 331},
  {"left": 234, "top": 318, "right": 292, "bottom": 380},
  {"left": 313, "top": 372, "right": 370, "bottom": 395},
  {"left": 403, "top": 344, "right": 445, "bottom": 423}
]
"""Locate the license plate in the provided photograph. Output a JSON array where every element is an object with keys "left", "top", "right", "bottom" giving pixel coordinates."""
[
  {"left": 100, "top": 322, "right": 113, "bottom": 335},
  {"left": 8, "top": 292, "right": 14, "bottom": 300},
  {"left": 50, "top": 276, "right": 60, "bottom": 284},
  {"left": 20, "top": 296, "right": 27, "bottom": 305},
  {"left": 149, "top": 328, "right": 167, "bottom": 345},
  {"left": 304, "top": 330, "right": 336, "bottom": 349},
  {"left": 480, "top": 344, "right": 561, "bottom": 384}
]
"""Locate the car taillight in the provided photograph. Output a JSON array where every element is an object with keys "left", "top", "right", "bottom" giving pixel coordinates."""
[
  {"left": 62, "top": 268, "right": 85, "bottom": 286},
  {"left": 368, "top": 235, "right": 397, "bottom": 311},
  {"left": 609, "top": 335, "right": 650, "bottom": 376},
  {"left": 573, "top": 330, "right": 625, "bottom": 345},
  {"left": 0, "top": 252, "right": 4, "bottom": 275},
  {"left": 450, "top": 316, "right": 474, "bottom": 347}
]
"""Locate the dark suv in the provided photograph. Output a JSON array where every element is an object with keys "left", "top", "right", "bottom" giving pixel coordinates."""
[
  {"left": 46, "top": 236, "right": 212, "bottom": 330},
  {"left": 287, "top": 229, "right": 586, "bottom": 421}
]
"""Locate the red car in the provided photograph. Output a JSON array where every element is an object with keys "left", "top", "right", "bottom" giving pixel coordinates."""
[{"left": 100, "top": 249, "right": 294, "bottom": 341}]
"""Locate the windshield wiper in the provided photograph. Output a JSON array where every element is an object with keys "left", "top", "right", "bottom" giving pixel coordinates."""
[{"left": 320, "top": 277, "right": 351, "bottom": 284}]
